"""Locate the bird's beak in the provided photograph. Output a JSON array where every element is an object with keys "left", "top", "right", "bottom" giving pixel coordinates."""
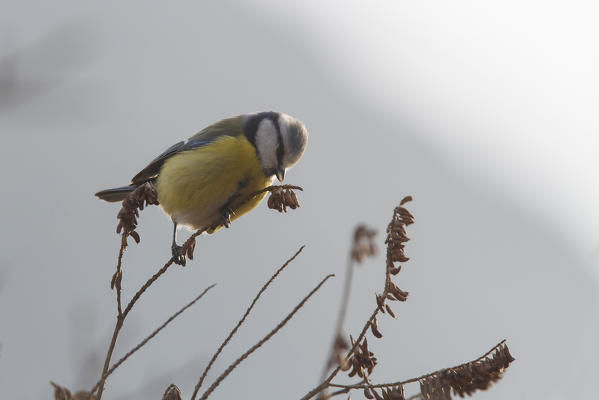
[{"left": 276, "top": 168, "right": 285, "bottom": 182}]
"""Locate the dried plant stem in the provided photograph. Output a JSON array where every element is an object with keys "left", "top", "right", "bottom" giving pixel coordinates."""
[
  {"left": 95, "top": 316, "right": 123, "bottom": 399},
  {"left": 328, "top": 388, "right": 350, "bottom": 398},
  {"left": 96, "top": 233, "right": 129, "bottom": 399},
  {"left": 332, "top": 255, "right": 355, "bottom": 348},
  {"left": 301, "top": 255, "right": 396, "bottom": 400},
  {"left": 91, "top": 284, "right": 216, "bottom": 393},
  {"left": 115, "top": 234, "right": 127, "bottom": 318},
  {"left": 124, "top": 259, "right": 175, "bottom": 318},
  {"left": 191, "top": 246, "right": 306, "bottom": 400},
  {"left": 199, "top": 273, "right": 335, "bottom": 400},
  {"left": 94, "top": 256, "right": 181, "bottom": 399},
  {"left": 316, "top": 254, "right": 355, "bottom": 397},
  {"left": 327, "top": 339, "right": 508, "bottom": 390},
  {"left": 327, "top": 379, "right": 365, "bottom": 399},
  {"left": 249, "top": 184, "right": 303, "bottom": 198}
]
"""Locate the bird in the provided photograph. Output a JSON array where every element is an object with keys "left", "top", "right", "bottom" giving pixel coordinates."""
[{"left": 95, "top": 111, "right": 308, "bottom": 263}]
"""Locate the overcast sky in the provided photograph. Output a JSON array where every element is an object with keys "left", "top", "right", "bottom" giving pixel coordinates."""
[{"left": 1, "top": 1, "right": 598, "bottom": 399}]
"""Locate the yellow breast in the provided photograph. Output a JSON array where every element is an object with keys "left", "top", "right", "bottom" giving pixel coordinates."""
[{"left": 155, "top": 135, "right": 273, "bottom": 232}]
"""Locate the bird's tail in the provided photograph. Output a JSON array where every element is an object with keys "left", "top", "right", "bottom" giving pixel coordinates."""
[{"left": 95, "top": 184, "right": 138, "bottom": 202}]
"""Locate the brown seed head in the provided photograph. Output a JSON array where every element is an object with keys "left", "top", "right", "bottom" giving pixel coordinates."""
[
  {"left": 73, "top": 392, "right": 97, "bottom": 400},
  {"left": 351, "top": 225, "right": 378, "bottom": 263},
  {"left": 51, "top": 383, "right": 72, "bottom": 400},
  {"left": 330, "top": 334, "right": 351, "bottom": 371},
  {"left": 162, "top": 384, "right": 182, "bottom": 400},
  {"left": 419, "top": 342, "right": 515, "bottom": 399},
  {"left": 381, "top": 385, "right": 405, "bottom": 400},
  {"left": 115, "top": 182, "right": 160, "bottom": 244},
  {"left": 267, "top": 187, "right": 301, "bottom": 212},
  {"left": 347, "top": 338, "right": 378, "bottom": 378}
]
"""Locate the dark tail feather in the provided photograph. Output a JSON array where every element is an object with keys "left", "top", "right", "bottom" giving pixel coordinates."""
[{"left": 95, "top": 184, "right": 137, "bottom": 202}]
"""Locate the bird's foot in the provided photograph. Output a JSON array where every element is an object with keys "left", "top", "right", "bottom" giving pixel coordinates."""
[
  {"left": 171, "top": 243, "right": 186, "bottom": 266},
  {"left": 221, "top": 206, "right": 234, "bottom": 228}
]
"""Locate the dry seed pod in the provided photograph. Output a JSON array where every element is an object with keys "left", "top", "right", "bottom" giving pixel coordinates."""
[
  {"left": 385, "top": 304, "right": 396, "bottom": 318},
  {"left": 51, "top": 383, "right": 72, "bottom": 400},
  {"left": 331, "top": 334, "right": 351, "bottom": 370},
  {"left": 400, "top": 195, "right": 413, "bottom": 205},
  {"left": 372, "top": 388, "right": 385, "bottom": 400},
  {"left": 110, "top": 269, "right": 122, "bottom": 290},
  {"left": 389, "top": 265, "right": 401, "bottom": 275},
  {"left": 162, "top": 384, "right": 182, "bottom": 400},
  {"left": 370, "top": 317, "right": 383, "bottom": 338},
  {"left": 387, "top": 282, "right": 409, "bottom": 302},
  {"left": 351, "top": 225, "right": 378, "bottom": 263},
  {"left": 283, "top": 190, "right": 299, "bottom": 209},
  {"left": 382, "top": 385, "right": 405, "bottom": 400},
  {"left": 130, "top": 230, "right": 141, "bottom": 244},
  {"left": 266, "top": 187, "right": 301, "bottom": 212},
  {"left": 185, "top": 238, "right": 196, "bottom": 260}
]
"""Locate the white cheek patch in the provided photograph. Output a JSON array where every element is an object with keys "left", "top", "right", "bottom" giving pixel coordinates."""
[{"left": 255, "top": 119, "right": 279, "bottom": 172}]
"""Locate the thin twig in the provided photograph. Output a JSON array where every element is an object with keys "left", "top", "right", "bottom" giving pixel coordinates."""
[
  {"left": 115, "top": 234, "right": 127, "bottom": 318},
  {"left": 123, "top": 259, "right": 175, "bottom": 318},
  {"left": 92, "top": 258, "right": 176, "bottom": 398},
  {"left": 249, "top": 184, "right": 303, "bottom": 199},
  {"left": 328, "top": 379, "right": 365, "bottom": 399},
  {"left": 96, "top": 230, "right": 130, "bottom": 400},
  {"left": 94, "top": 317, "right": 123, "bottom": 399},
  {"left": 327, "top": 340, "right": 508, "bottom": 390},
  {"left": 91, "top": 284, "right": 216, "bottom": 393},
  {"left": 332, "top": 254, "right": 355, "bottom": 351},
  {"left": 199, "top": 274, "right": 335, "bottom": 400},
  {"left": 316, "top": 253, "right": 355, "bottom": 399},
  {"left": 328, "top": 387, "right": 350, "bottom": 398},
  {"left": 191, "top": 246, "right": 306, "bottom": 400}
]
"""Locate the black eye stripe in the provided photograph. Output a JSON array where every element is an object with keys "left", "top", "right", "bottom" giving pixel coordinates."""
[{"left": 274, "top": 118, "right": 284, "bottom": 169}]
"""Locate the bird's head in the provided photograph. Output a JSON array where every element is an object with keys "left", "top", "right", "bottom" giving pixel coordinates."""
[{"left": 243, "top": 111, "right": 308, "bottom": 182}]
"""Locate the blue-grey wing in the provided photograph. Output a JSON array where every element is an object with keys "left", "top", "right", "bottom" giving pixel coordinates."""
[{"left": 130, "top": 139, "right": 212, "bottom": 184}]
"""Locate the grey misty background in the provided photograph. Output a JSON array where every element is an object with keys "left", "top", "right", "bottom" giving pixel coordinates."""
[{"left": 0, "top": 1, "right": 597, "bottom": 399}]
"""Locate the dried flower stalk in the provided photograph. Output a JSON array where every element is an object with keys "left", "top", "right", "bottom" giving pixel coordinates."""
[
  {"left": 198, "top": 273, "right": 335, "bottom": 400},
  {"left": 303, "top": 197, "right": 416, "bottom": 400},
  {"left": 191, "top": 246, "right": 306, "bottom": 399},
  {"left": 351, "top": 225, "right": 378, "bottom": 263},
  {"left": 317, "top": 224, "right": 378, "bottom": 399}
]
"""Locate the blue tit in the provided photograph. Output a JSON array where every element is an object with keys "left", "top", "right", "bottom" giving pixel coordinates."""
[{"left": 95, "top": 111, "right": 308, "bottom": 262}]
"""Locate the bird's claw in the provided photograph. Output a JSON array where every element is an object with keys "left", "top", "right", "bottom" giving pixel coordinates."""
[
  {"left": 222, "top": 207, "right": 234, "bottom": 228},
  {"left": 171, "top": 243, "right": 186, "bottom": 266}
]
